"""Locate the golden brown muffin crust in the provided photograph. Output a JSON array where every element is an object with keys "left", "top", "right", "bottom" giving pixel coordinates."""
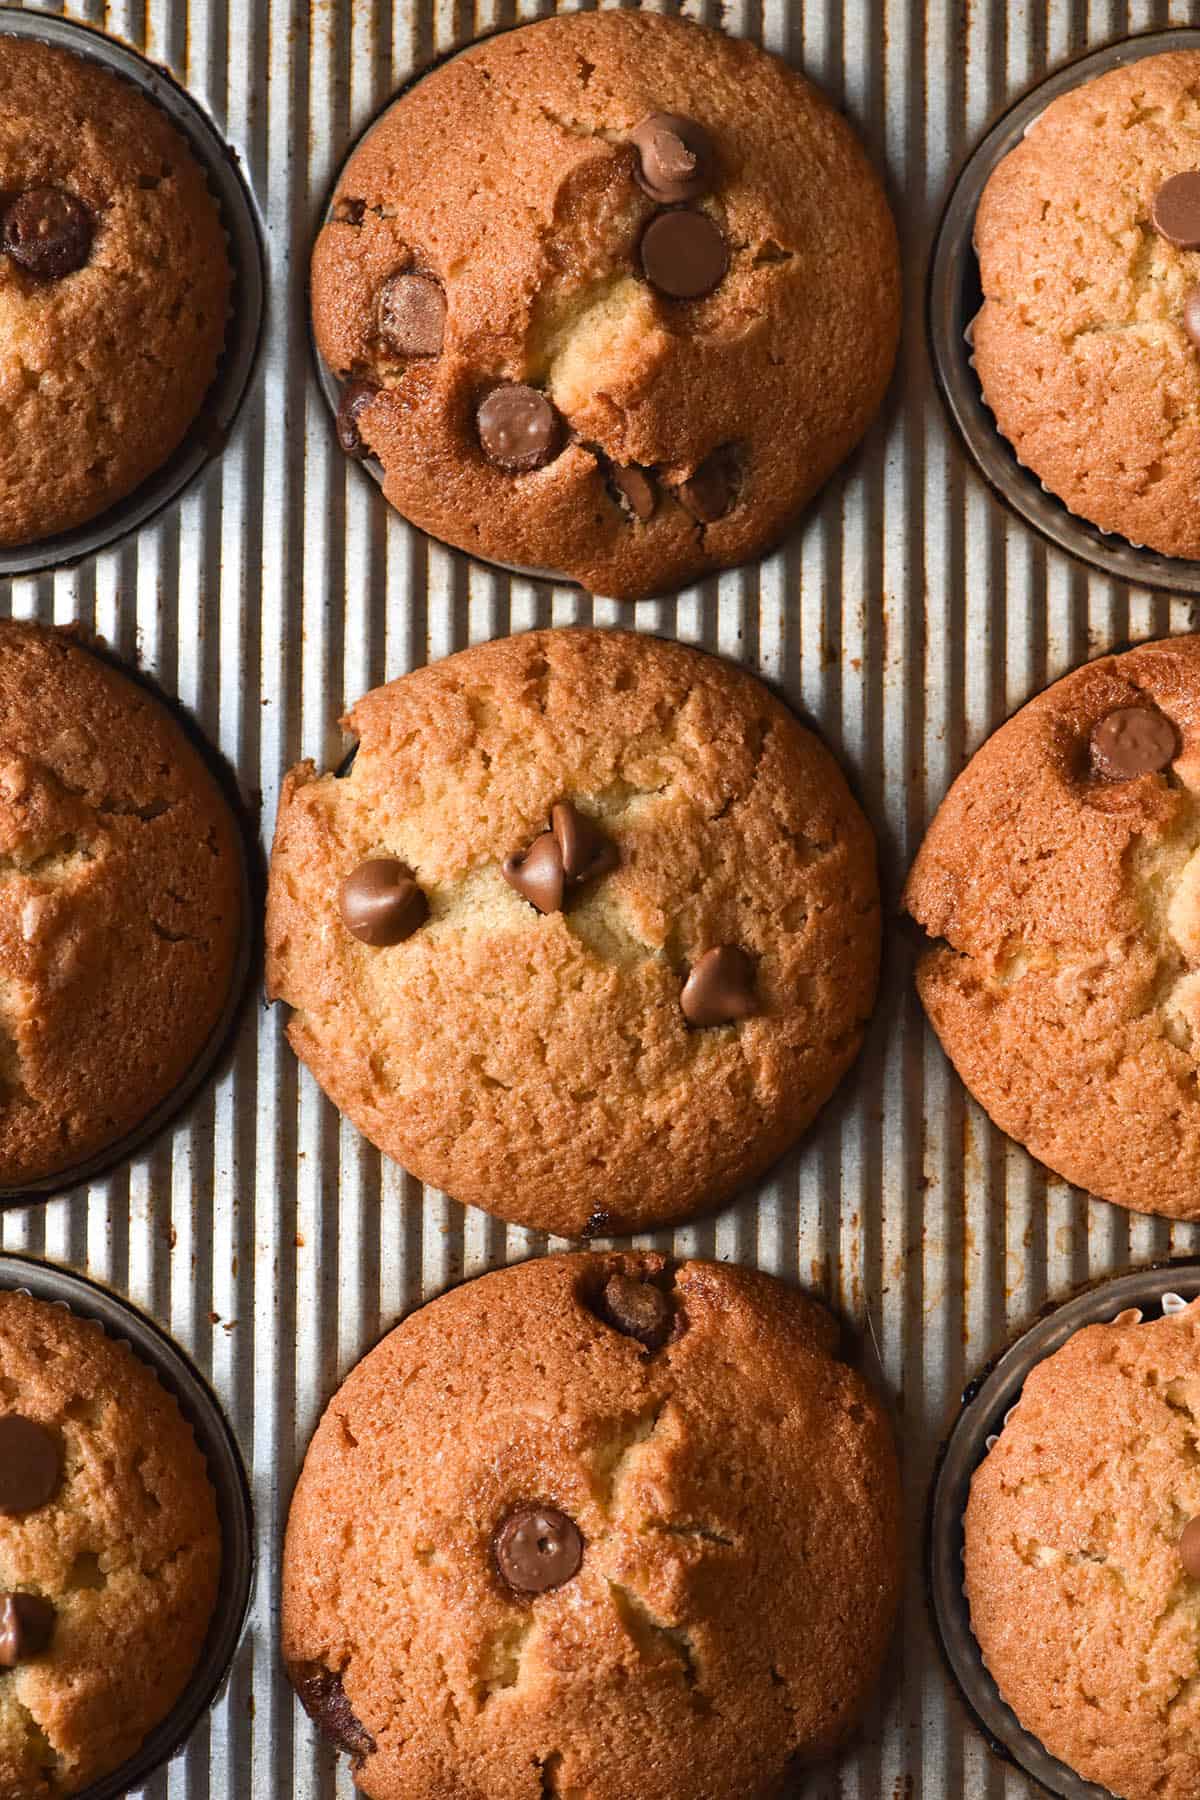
[
  {"left": 0, "top": 623, "right": 243, "bottom": 1189},
  {"left": 973, "top": 51, "right": 1200, "bottom": 560},
  {"left": 966, "top": 1300, "right": 1200, "bottom": 1800},
  {"left": 311, "top": 10, "right": 899, "bottom": 600},
  {"left": 905, "top": 633, "right": 1200, "bottom": 1220},
  {"left": 265, "top": 628, "right": 880, "bottom": 1236},
  {"left": 282, "top": 1253, "right": 902, "bottom": 1800},
  {"left": 0, "top": 35, "right": 231, "bottom": 546},
  {"left": 0, "top": 1290, "right": 221, "bottom": 1799}
]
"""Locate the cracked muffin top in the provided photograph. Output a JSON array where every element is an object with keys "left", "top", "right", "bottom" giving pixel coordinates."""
[
  {"left": 0, "top": 623, "right": 243, "bottom": 1190},
  {"left": 965, "top": 1297, "right": 1200, "bottom": 1800},
  {"left": 904, "top": 633, "right": 1200, "bottom": 1222},
  {"left": 972, "top": 50, "right": 1200, "bottom": 560},
  {"left": 0, "top": 1288, "right": 221, "bottom": 1799},
  {"left": 0, "top": 35, "right": 230, "bottom": 547},
  {"left": 310, "top": 9, "right": 899, "bottom": 601},
  {"left": 282, "top": 1252, "right": 901, "bottom": 1800},
  {"left": 265, "top": 627, "right": 880, "bottom": 1237}
]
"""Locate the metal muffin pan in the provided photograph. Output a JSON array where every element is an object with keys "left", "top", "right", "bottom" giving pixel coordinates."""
[
  {"left": 0, "top": 6, "right": 264, "bottom": 581},
  {"left": 7, "top": 1, "right": 1200, "bottom": 1796},
  {"left": 930, "top": 1269, "right": 1200, "bottom": 1800},
  {"left": 0, "top": 1252, "right": 255, "bottom": 1800},
  {"left": 0, "top": 630, "right": 258, "bottom": 1210},
  {"left": 928, "top": 26, "right": 1200, "bottom": 597}
]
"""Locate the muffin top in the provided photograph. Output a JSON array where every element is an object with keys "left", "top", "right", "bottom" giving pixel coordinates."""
[
  {"left": 0, "top": 623, "right": 243, "bottom": 1190},
  {"left": 905, "top": 632, "right": 1200, "bottom": 1221},
  {"left": 282, "top": 1252, "right": 901, "bottom": 1800},
  {"left": 966, "top": 1298, "right": 1200, "bottom": 1800},
  {"left": 311, "top": 9, "right": 899, "bottom": 600},
  {"left": 265, "top": 628, "right": 880, "bottom": 1237},
  {"left": 973, "top": 50, "right": 1200, "bottom": 561},
  {"left": 0, "top": 34, "right": 231, "bottom": 547},
  {"left": 0, "top": 1288, "right": 221, "bottom": 1799}
]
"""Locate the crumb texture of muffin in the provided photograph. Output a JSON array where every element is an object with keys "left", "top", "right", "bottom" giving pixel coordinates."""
[
  {"left": 0, "top": 623, "right": 243, "bottom": 1189},
  {"left": 0, "top": 35, "right": 231, "bottom": 546},
  {"left": 311, "top": 9, "right": 899, "bottom": 600},
  {"left": 904, "top": 633, "right": 1200, "bottom": 1221},
  {"left": 282, "top": 1253, "right": 902, "bottom": 1800},
  {"left": 965, "top": 1298, "right": 1200, "bottom": 1800},
  {"left": 0, "top": 1289, "right": 221, "bottom": 1798},
  {"left": 973, "top": 51, "right": 1200, "bottom": 559},
  {"left": 265, "top": 628, "right": 880, "bottom": 1236}
]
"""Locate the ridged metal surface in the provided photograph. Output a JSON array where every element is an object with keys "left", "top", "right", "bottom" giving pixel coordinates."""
[{"left": 5, "top": 0, "right": 1200, "bottom": 1795}]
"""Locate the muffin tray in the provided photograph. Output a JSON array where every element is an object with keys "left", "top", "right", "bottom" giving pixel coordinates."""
[{"left": 5, "top": 1, "right": 1200, "bottom": 1797}]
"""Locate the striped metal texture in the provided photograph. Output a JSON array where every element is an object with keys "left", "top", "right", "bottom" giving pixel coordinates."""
[{"left": 5, "top": 0, "right": 1200, "bottom": 1795}]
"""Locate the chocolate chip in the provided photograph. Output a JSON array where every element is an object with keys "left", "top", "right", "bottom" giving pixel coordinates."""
[
  {"left": 1152, "top": 172, "right": 1200, "bottom": 249},
  {"left": 1184, "top": 287, "right": 1200, "bottom": 351},
  {"left": 680, "top": 946, "right": 759, "bottom": 1028},
  {"left": 630, "top": 113, "right": 715, "bottom": 205},
  {"left": 0, "top": 1593, "right": 55, "bottom": 1668},
  {"left": 290, "top": 1663, "right": 376, "bottom": 1764},
  {"left": 502, "top": 831, "right": 564, "bottom": 915},
  {"left": 378, "top": 273, "right": 445, "bottom": 357},
  {"left": 640, "top": 209, "right": 728, "bottom": 300},
  {"left": 477, "top": 384, "right": 564, "bottom": 472},
  {"left": 1181, "top": 1517, "right": 1200, "bottom": 1579},
  {"left": 551, "top": 801, "right": 619, "bottom": 885},
  {"left": 0, "top": 1417, "right": 61, "bottom": 1517},
  {"left": 339, "top": 858, "right": 428, "bottom": 945},
  {"left": 677, "top": 450, "right": 736, "bottom": 524},
  {"left": 610, "top": 464, "right": 657, "bottom": 522},
  {"left": 1089, "top": 706, "right": 1178, "bottom": 782},
  {"left": 2, "top": 188, "right": 93, "bottom": 280},
  {"left": 335, "top": 381, "right": 380, "bottom": 458},
  {"left": 602, "top": 1273, "right": 673, "bottom": 1351},
  {"left": 494, "top": 1506, "right": 583, "bottom": 1595}
]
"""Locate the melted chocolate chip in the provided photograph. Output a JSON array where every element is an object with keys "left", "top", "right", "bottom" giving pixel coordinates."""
[
  {"left": 502, "top": 831, "right": 565, "bottom": 914},
  {"left": 477, "top": 384, "right": 564, "bottom": 472},
  {"left": 290, "top": 1663, "right": 376, "bottom": 1763},
  {"left": 1089, "top": 707, "right": 1178, "bottom": 782},
  {"left": 0, "top": 1593, "right": 55, "bottom": 1668},
  {"left": 2, "top": 188, "right": 93, "bottom": 280},
  {"left": 630, "top": 113, "right": 715, "bottom": 205},
  {"left": 551, "top": 801, "right": 619, "bottom": 885},
  {"left": 677, "top": 450, "right": 737, "bottom": 524},
  {"left": 610, "top": 464, "right": 657, "bottom": 522},
  {"left": 339, "top": 858, "right": 429, "bottom": 946},
  {"left": 335, "top": 381, "right": 380, "bottom": 458},
  {"left": 494, "top": 1506, "right": 583, "bottom": 1595},
  {"left": 1152, "top": 172, "right": 1200, "bottom": 249},
  {"left": 680, "top": 946, "right": 759, "bottom": 1028},
  {"left": 640, "top": 209, "right": 728, "bottom": 300},
  {"left": 378, "top": 272, "right": 446, "bottom": 357},
  {"left": 601, "top": 1273, "right": 673, "bottom": 1351},
  {"left": 1181, "top": 1517, "right": 1200, "bottom": 1579},
  {"left": 0, "top": 1417, "right": 62, "bottom": 1517}
]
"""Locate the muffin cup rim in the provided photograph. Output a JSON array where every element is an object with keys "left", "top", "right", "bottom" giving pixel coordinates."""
[
  {"left": 927, "top": 24, "right": 1200, "bottom": 596},
  {"left": 0, "top": 624, "right": 260, "bottom": 1207},
  {"left": 0, "top": 1251, "right": 256, "bottom": 1800},
  {"left": 0, "top": 5, "right": 266, "bottom": 578},
  {"left": 927, "top": 1261, "right": 1200, "bottom": 1800}
]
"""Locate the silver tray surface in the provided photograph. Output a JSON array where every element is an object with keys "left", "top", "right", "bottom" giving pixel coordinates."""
[{"left": 5, "top": 2, "right": 1200, "bottom": 1796}]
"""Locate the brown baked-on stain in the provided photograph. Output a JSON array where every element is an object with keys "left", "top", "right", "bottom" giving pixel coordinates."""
[{"left": 289, "top": 1662, "right": 376, "bottom": 1764}]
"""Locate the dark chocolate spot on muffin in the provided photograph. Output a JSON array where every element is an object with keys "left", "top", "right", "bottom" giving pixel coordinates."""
[
  {"left": 640, "top": 209, "right": 728, "bottom": 300},
  {"left": 336, "top": 381, "right": 380, "bottom": 458},
  {"left": 630, "top": 113, "right": 715, "bottom": 205},
  {"left": 600, "top": 1272, "right": 674, "bottom": 1351},
  {"left": 378, "top": 272, "right": 446, "bottom": 357},
  {"left": 477, "top": 384, "right": 564, "bottom": 472},
  {"left": 1088, "top": 707, "right": 1178, "bottom": 782},
  {"left": 290, "top": 1663, "right": 376, "bottom": 1763},
  {"left": 494, "top": 1506, "right": 583, "bottom": 1595},
  {"left": 0, "top": 1593, "right": 54, "bottom": 1667},
  {"left": 608, "top": 464, "right": 657, "bottom": 522},
  {"left": 339, "top": 859, "right": 429, "bottom": 946},
  {"left": 2, "top": 188, "right": 93, "bottom": 281},
  {"left": 0, "top": 1417, "right": 62, "bottom": 1516},
  {"left": 680, "top": 946, "right": 759, "bottom": 1028},
  {"left": 1152, "top": 172, "right": 1200, "bottom": 250},
  {"left": 677, "top": 447, "right": 740, "bottom": 524}
]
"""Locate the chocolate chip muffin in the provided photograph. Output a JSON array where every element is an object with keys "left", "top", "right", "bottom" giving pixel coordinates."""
[
  {"left": 265, "top": 628, "right": 880, "bottom": 1237},
  {"left": 282, "top": 1252, "right": 902, "bottom": 1800},
  {"left": 0, "top": 34, "right": 231, "bottom": 546},
  {"left": 0, "top": 623, "right": 243, "bottom": 1191},
  {"left": 965, "top": 1296, "right": 1200, "bottom": 1800},
  {"left": 904, "top": 632, "right": 1200, "bottom": 1222},
  {"left": 0, "top": 1287, "right": 221, "bottom": 1797},
  {"left": 972, "top": 50, "right": 1200, "bottom": 561},
  {"left": 311, "top": 9, "right": 899, "bottom": 601}
]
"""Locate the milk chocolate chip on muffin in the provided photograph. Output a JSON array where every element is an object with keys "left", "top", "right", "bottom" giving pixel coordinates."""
[
  {"left": 282, "top": 1253, "right": 902, "bottom": 1800},
  {"left": 0, "top": 37, "right": 231, "bottom": 547},
  {"left": 905, "top": 633, "right": 1200, "bottom": 1222},
  {"left": 266, "top": 628, "right": 880, "bottom": 1236},
  {"left": 311, "top": 9, "right": 899, "bottom": 600}
]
